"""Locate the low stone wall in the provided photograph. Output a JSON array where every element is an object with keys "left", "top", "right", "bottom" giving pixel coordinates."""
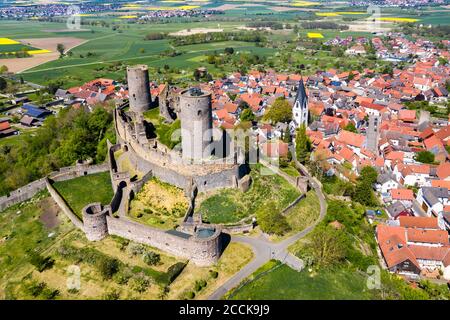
[
  {"left": 45, "top": 178, "right": 83, "bottom": 230},
  {"left": 222, "top": 223, "right": 254, "bottom": 234},
  {"left": 0, "top": 178, "right": 46, "bottom": 212},
  {"left": 281, "top": 194, "right": 306, "bottom": 216},
  {"left": 0, "top": 163, "right": 109, "bottom": 212}
]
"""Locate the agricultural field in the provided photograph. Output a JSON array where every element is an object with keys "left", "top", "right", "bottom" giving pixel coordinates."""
[
  {"left": 5, "top": 1, "right": 444, "bottom": 86},
  {"left": 129, "top": 178, "right": 189, "bottom": 230},
  {"left": 195, "top": 165, "right": 300, "bottom": 224},
  {"left": 52, "top": 172, "right": 114, "bottom": 219}
]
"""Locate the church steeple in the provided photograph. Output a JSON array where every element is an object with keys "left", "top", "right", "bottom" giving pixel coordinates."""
[{"left": 293, "top": 77, "right": 308, "bottom": 127}]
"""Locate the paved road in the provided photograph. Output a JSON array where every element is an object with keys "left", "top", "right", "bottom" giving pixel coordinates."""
[{"left": 208, "top": 146, "right": 327, "bottom": 300}]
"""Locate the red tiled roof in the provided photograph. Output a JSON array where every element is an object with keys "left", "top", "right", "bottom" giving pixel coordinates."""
[
  {"left": 407, "top": 229, "right": 449, "bottom": 245},
  {"left": 390, "top": 189, "right": 414, "bottom": 201},
  {"left": 436, "top": 162, "right": 450, "bottom": 180},
  {"left": 337, "top": 130, "right": 365, "bottom": 148},
  {"left": 398, "top": 216, "right": 439, "bottom": 230}
]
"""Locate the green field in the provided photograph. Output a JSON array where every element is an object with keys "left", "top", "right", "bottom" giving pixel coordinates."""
[
  {"left": 0, "top": 43, "right": 37, "bottom": 54},
  {"left": 52, "top": 172, "right": 114, "bottom": 218},
  {"left": 196, "top": 166, "right": 300, "bottom": 224},
  {"left": 229, "top": 261, "right": 374, "bottom": 300}
]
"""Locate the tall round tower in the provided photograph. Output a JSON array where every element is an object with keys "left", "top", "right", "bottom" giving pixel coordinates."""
[
  {"left": 127, "top": 65, "right": 152, "bottom": 113},
  {"left": 179, "top": 88, "right": 213, "bottom": 161},
  {"left": 82, "top": 203, "right": 109, "bottom": 241}
]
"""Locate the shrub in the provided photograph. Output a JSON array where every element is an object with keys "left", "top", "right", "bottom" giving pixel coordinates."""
[
  {"left": 209, "top": 270, "right": 219, "bottom": 279},
  {"left": 25, "top": 281, "right": 59, "bottom": 300},
  {"left": 142, "top": 251, "right": 161, "bottom": 266},
  {"left": 97, "top": 257, "right": 120, "bottom": 280},
  {"left": 194, "top": 279, "right": 207, "bottom": 292},
  {"left": 186, "top": 291, "right": 195, "bottom": 299},
  {"left": 28, "top": 252, "right": 54, "bottom": 272},
  {"left": 130, "top": 276, "right": 150, "bottom": 293},
  {"left": 103, "top": 289, "right": 121, "bottom": 300},
  {"left": 126, "top": 243, "right": 146, "bottom": 256}
]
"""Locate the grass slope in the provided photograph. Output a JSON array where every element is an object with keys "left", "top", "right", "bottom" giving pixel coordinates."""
[{"left": 52, "top": 172, "right": 114, "bottom": 218}]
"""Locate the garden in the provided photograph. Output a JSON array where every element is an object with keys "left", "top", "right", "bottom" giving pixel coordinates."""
[
  {"left": 195, "top": 165, "right": 300, "bottom": 224},
  {"left": 128, "top": 178, "right": 189, "bottom": 230}
]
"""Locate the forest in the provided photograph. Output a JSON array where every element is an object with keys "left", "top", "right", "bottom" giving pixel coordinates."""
[{"left": 0, "top": 106, "right": 115, "bottom": 196}]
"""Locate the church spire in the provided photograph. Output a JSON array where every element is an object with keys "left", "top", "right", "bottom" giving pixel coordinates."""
[{"left": 293, "top": 77, "right": 309, "bottom": 127}]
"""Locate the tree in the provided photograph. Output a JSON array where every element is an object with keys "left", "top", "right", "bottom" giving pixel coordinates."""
[
  {"left": 97, "top": 257, "right": 119, "bottom": 280},
  {"left": 256, "top": 202, "right": 291, "bottom": 236},
  {"left": 414, "top": 150, "right": 435, "bottom": 164},
  {"left": 142, "top": 251, "right": 160, "bottom": 266},
  {"left": 283, "top": 126, "right": 291, "bottom": 143},
  {"left": 344, "top": 122, "right": 357, "bottom": 133},
  {"left": 359, "top": 166, "right": 378, "bottom": 185},
  {"left": 295, "top": 123, "right": 311, "bottom": 164},
  {"left": 224, "top": 47, "right": 234, "bottom": 55},
  {"left": 299, "top": 225, "right": 348, "bottom": 268},
  {"left": 263, "top": 97, "right": 292, "bottom": 123},
  {"left": 240, "top": 108, "right": 255, "bottom": 122},
  {"left": 56, "top": 43, "right": 65, "bottom": 57},
  {"left": 0, "top": 77, "right": 7, "bottom": 91},
  {"left": 0, "top": 65, "right": 8, "bottom": 74}
]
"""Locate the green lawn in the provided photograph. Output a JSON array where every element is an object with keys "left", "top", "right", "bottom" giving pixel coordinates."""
[
  {"left": 229, "top": 261, "right": 374, "bottom": 300},
  {"left": 285, "top": 190, "right": 320, "bottom": 233},
  {"left": 196, "top": 165, "right": 300, "bottom": 224},
  {"left": 52, "top": 172, "right": 114, "bottom": 218},
  {"left": 280, "top": 165, "right": 300, "bottom": 177}
]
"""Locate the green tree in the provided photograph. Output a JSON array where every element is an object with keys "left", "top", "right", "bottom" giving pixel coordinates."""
[
  {"left": 97, "top": 257, "right": 120, "bottom": 280},
  {"left": 256, "top": 202, "right": 291, "bottom": 236},
  {"left": 0, "top": 65, "right": 8, "bottom": 74},
  {"left": 263, "top": 97, "right": 292, "bottom": 123},
  {"left": 0, "top": 77, "right": 7, "bottom": 91},
  {"left": 299, "top": 225, "right": 348, "bottom": 268},
  {"left": 56, "top": 43, "right": 65, "bottom": 57},
  {"left": 344, "top": 122, "right": 357, "bottom": 133},
  {"left": 142, "top": 251, "right": 160, "bottom": 266},
  {"left": 240, "top": 108, "right": 255, "bottom": 122},
  {"left": 359, "top": 166, "right": 378, "bottom": 185},
  {"left": 295, "top": 123, "right": 311, "bottom": 164},
  {"left": 414, "top": 150, "right": 435, "bottom": 164},
  {"left": 224, "top": 47, "right": 234, "bottom": 55}
]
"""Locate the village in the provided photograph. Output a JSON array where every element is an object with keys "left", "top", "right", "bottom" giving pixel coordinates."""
[{"left": 1, "top": 25, "right": 450, "bottom": 293}]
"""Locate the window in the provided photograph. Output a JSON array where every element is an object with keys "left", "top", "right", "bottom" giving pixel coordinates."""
[{"left": 197, "top": 110, "right": 202, "bottom": 116}]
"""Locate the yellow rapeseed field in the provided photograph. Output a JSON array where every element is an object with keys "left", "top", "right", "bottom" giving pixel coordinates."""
[
  {"left": 0, "top": 38, "right": 20, "bottom": 45},
  {"left": 316, "top": 12, "right": 339, "bottom": 17},
  {"left": 376, "top": 17, "right": 419, "bottom": 23},
  {"left": 27, "top": 49, "right": 52, "bottom": 54},
  {"left": 307, "top": 32, "right": 324, "bottom": 39},
  {"left": 119, "top": 15, "right": 138, "bottom": 19},
  {"left": 290, "top": 1, "right": 317, "bottom": 6}
]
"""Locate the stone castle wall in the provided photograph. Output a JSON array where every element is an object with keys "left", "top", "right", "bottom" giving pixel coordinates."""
[
  {"left": 45, "top": 178, "right": 83, "bottom": 230},
  {"left": 0, "top": 163, "right": 109, "bottom": 212},
  {"left": 106, "top": 216, "right": 221, "bottom": 266}
]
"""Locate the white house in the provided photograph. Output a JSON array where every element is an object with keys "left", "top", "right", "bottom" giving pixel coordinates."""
[{"left": 416, "top": 187, "right": 450, "bottom": 217}]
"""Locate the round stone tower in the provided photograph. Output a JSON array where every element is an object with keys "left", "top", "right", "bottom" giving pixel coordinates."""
[
  {"left": 191, "top": 225, "right": 222, "bottom": 266},
  {"left": 179, "top": 88, "right": 213, "bottom": 161},
  {"left": 82, "top": 203, "right": 109, "bottom": 241},
  {"left": 127, "top": 65, "right": 152, "bottom": 113}
]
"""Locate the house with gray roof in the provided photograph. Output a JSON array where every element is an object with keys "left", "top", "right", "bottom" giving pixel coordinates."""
[{"left": 416, "top": 186, "right": 450, "bottom": 217}]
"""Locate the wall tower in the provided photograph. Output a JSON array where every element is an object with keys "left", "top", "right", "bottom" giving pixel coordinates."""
[
  {"left": 127, "top": 65, "right": 152, "bottom": 113},
  {"left": 82, "top": 203, "right": 109, "bottom": 241}
]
